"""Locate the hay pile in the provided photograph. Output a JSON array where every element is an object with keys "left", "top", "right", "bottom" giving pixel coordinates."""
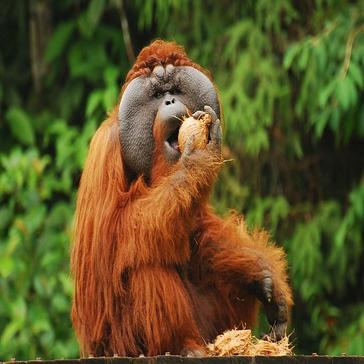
[{"left": 206, "top": 329, "right": 293, "bottom": 356}]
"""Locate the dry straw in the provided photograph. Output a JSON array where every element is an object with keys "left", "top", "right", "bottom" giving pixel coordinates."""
[{"left": 206, "top": 329, "right": 293, "bottom": 356}]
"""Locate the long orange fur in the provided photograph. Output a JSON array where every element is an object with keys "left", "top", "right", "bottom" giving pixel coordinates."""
[{"left": 71, "top": 40, "right": 293, "bottom": 357}]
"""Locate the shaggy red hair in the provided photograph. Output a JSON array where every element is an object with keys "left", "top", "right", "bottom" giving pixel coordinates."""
[{"left": 71, "top": 40, "right": 292, "bottom": 357}]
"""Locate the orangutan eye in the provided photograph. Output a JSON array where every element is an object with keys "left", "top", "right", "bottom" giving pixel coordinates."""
[
  {"left": 153, "top": 90, "right": 164, "bottom": 99},
  {"left": 170, "top": 87, "right": 181, "bottom": 95}
]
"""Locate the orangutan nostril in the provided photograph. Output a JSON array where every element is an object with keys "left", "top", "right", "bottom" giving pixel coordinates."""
[{"left": 165, "top": 97, "right": 175, "bottom": 106}]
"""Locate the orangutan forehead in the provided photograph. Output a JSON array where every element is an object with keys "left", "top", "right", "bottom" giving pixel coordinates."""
[{"left": 124, "top": 48, "right": 196, "bottom": 83}]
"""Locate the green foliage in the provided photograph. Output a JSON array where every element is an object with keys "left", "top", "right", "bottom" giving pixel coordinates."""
[
  {"left": 0, "top": 2, "right": 121, "bottom": 359},
  {"left": 284, "top": 5, "right": 364, "bottom": 141},
  {"left": 0, "top": 0, "right": 363, "bottom": 359},
  {"left": 6, "top": 107, "right": 35, "bottom": 145},
  {"left": 0, "top": 148, "right": 77, "bottom": 359}
]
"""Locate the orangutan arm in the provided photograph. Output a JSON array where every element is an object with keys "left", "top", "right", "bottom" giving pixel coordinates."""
[
  {"left": 195, "top": 208, "right": 293, "bottom": 339},
  {"left": 119, "top": 118, "right": 223, "bottom": 267}
]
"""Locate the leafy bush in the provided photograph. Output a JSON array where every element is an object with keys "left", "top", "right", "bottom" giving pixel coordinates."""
[{"left": 0, "top": 0, "right": 363, "bottom": 359}]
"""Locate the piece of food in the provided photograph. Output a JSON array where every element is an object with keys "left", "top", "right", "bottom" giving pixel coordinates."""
[{"left": 178, "top": 113, "right": 212, "bottom": 152}]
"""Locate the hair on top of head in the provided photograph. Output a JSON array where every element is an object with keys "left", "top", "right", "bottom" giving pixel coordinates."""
[{"left": 125, "top": 39, "right": 211, "bottom": 84}]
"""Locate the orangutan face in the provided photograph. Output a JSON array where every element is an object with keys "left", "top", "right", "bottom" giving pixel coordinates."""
[{"left": 118, "top": 64, "right": 220, "bottom": 177}]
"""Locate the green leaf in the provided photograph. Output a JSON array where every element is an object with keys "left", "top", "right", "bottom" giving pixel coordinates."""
[
  {"left": 103, "top": 86, "right": 118, "bottom": 111},
  {"left": 283, "top": 43, "right": 301, "bottom": 69},
  {"left": 29, "top": 304, "right": 51, "bottom": 333},
  {"left": 318, "top": 80, "right": 336, "bottom": 108},
  {"left": 44, "top": 21, "right": 75, "bottom": 63},
  {"left": 358, "top": 104, "right": 364, "bottom": 137},
  {"left": 11, "top": 297, "right": 27, "bottom": 323},
  {"left": 349, "top": 62, "right": 363, "bottom": 88},
  {"left": 314, "top": 43, "right": 327, "bottom": 73},
  {"left": 0, "top": 256, "right": 14, "bottom": 278},
  {"left": 329, "top": 107, "right": 340, "bottom": 132},
  {"left": 335, "top": 76, "right": 356, "bottom": 110},
  {"left": 59, "top": 272, "right": 73, "bottom": 295},
  {"left": 47, "top": 203, "right": 71, "bottom": 228},
  {"left": 25, "top": 205, "right": 46, "bottom": 234},
  {"left": 6, "top": 107, "right": 35, "bottom": 145},
  {"left": 52, "top": 293, "right": 69, "bottom": 313},
  {"left": 297, "top": 44, "right": 310, "bottom": 70},
  {"left": 86, "top": 90, "right": 103, "bottom": 117},
  {"left": 80, "top": 0, "right": 106, "bottom": 36},
  {"left": 0, "top": 321, "right": 22, "bottom": 345},
  {"left": 313, "top": 116, "right": 327, "bottom": 139},
  {"left": 103, "top": 66, "right": 119, "bottom": 86},
  {"left": 0, "top": 206, "right": 13, "bottom": 231},
  {"left": 87, "top": 0, "right": 106, "bottom": 30}
]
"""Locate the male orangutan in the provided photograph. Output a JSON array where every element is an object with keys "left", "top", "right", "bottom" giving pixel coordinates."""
[{"left": 71, "top": 40, "right": 293, "bottom": 357}]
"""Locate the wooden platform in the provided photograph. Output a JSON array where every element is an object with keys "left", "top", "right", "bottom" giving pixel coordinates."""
[{"left": 4, "top": 356, "right": 364, "bottom": 364}]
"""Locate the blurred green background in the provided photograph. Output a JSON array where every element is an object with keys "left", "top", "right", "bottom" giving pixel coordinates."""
[{"left": 1, "top": 0, "right": 364, "bottom": 359}]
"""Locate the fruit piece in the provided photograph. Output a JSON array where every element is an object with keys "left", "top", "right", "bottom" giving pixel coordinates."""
[{"left": 178, "top": 113, "right": 212, "bottom": 152}]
